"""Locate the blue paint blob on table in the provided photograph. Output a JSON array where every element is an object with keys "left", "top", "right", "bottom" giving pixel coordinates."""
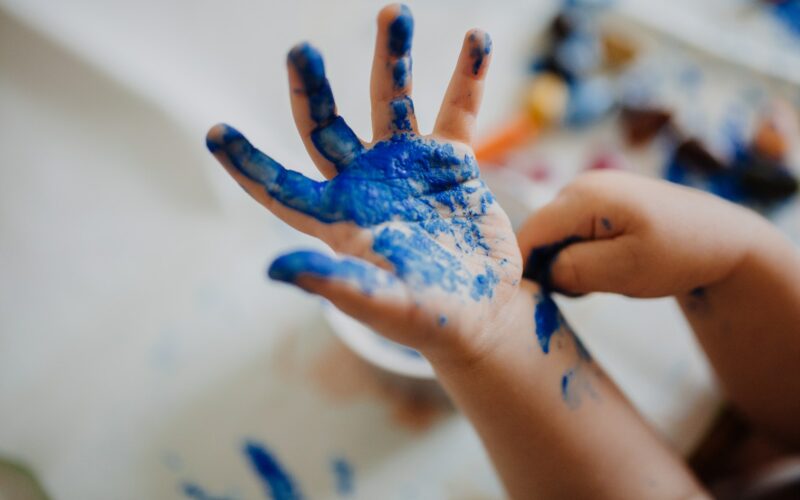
[
  {"left": 534, "top": 293, "right": 561, "bottom": 354},
  {"left": 331, "top": 457, "right": 354, "bottom": 495},
  {"left": 182, "top": 482, "right": 234, "bottom": 500},
  {"left": 243, "top": 440, "right": 303, "bottom": 500}
]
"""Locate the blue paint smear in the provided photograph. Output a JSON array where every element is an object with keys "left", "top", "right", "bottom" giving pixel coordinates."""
[
  {"left": 331, "top": 457, "right": 354, "bottom": 495},
  {"left": 288, "top": 43, "right": 362, "bottom": 171},
  {"left": 534, "top": 293, "right": 561, "bottom": 354},
  {"left": 243, "top": 440, "right": 303, "bottom": 500},
  {"left": 268, "top": 250, "right": 390, "bottom": 294},
  {"left": 210, "top": 126, "right": 500, "bottom": 300},
  {"left": 438, "top": 314, "right": 447, "bottom": 326},
  {"left": 468, "top": 32, "right": 493, "bottom": 75},
  {"left": 388, "top": 5, "right": 414, "bottom": 56},
  {"left": 390, "top": 97, "right": 413, "bottom": 131},
  {"left": 561, "top": 370, "right": 574, "bottom": 399},
  {"left": 600, "top": 217, "right": 612, "bottom": 231},
  {"left": 392, "top": 57, "right": 410, "bottom": 88},
  {"left": 182, "top": 482, "right": 234, "bottom": 500}
]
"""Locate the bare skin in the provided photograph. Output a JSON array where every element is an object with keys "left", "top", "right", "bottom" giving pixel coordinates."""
[
  {"left": 519, "top": 170, "right": 800, "bottom": 447},
  {"left": 207, "top": 5, "right": 707, "bottom": 498}
]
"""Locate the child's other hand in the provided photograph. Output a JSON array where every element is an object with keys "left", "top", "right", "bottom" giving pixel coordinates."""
[
  {"left": 518, "top": 170, "right": 762, "bottom": 297},
  {"left": 206, "top": 5, "right": 521, "bottom": 361}
]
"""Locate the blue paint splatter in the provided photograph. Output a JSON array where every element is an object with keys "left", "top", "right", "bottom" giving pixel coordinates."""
[
  {"left": 600, "top": 217, "right": 612, "bottom": 231},
  {"left": 471, "top": 265, "right": 499, "bottom": 300},
  {"left": 331, "top": 457, "right": 354, "bottom": 495},
  {"left": 243, "top": 440, "right": 303, "bottom": 500},
  {"left": 534, "top": 293, "right": 561, "bottom": 354},
  {"left": 438, "top": 314, "right": 447, "bottom": 326},
  {"left": 181, "top": 482, "right": 234, "bottom": 500},
  {"left": 388, "top": 5, "right": 413, "bottom": 56}
]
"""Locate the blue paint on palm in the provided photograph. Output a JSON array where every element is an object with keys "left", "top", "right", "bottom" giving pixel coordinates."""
[
  {"left": 243, "top": 441, "right": 303, "bottom": 500},
  {"left": 212, "top": 127, "right": 499, "bottom": 299}
]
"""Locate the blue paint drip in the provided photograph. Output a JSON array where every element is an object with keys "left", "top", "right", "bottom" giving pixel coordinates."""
[
  {"left": 534, "top": 293, "right": 561, "bottom": 354},
  {"left": 268, "top": 250, "right": 389, "bottom": 294},
  {"left": 388, "top": 5, "right": 414, "bottom": 56},
  {"left": 468, "top": 32, "right": 493, "bottom": 75},
  {"left": 243, "top": 440, "right": 303, "bottom": 500},
  {"left": 209, "top": 126, "right": 500, "bottom": 300},
  {"left": 331, "top": 457, "right": 354, "bottom": 495}
]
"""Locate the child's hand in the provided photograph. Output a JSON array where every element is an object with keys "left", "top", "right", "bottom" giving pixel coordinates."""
[
  {"left": 206, "top": 5, "right": 520, "bottom": 360},
  {"left": 518, "top": 170, "right": 762, "bottom": 297}
]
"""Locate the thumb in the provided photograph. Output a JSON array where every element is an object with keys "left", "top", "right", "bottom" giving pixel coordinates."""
[{"left": 546, "top": 236, "right": 644, "bottom": 296}]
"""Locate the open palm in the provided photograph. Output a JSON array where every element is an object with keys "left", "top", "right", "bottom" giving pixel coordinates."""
[{"left": 207, "top": 5, "right": 522, "bottom": 354}]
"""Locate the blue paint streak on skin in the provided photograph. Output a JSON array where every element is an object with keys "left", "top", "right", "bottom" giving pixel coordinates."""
[
  {"left": 310, "top": 116, "right": 364, "bottom": 168},
  {"left": 209, "top": 126, "right": 500, "bottom": 300},
  {"left": 390, "top": 97, "right": 413, "bottom": 131},
  {"left": 561, "top": 370, "right": 574, "bottom": 399},
  {"left": 468, "top": 32, "right": 493, "bottom": 75},
  {"left": 331, "top": 457, "right": 354, "bottom": 495},
  {"left": 268, "top": 250, "right": 389, "bottom": 295},
  {"left": 388, "top": 5, "right": 414, "bottom": 56},
  {"left": 244, "top": 440, "right": 303, "bottom": 500},
  {"left": 288, "top": 43, "right": 334, "bottom": 125},
  {"left": 522, "top": 235, "right": 583, "bottom": 295},
  {"left": 288, "top": 43, "right": 363, "bottom": 171},
  {"left": 534, "top": 293, "right": 561, "bottom": 354},
  {"left": 601, "top": 217, "right": 612, "bottom": 231},
  {"left": 392, "top": 57, "right": 410, "bottom": 88},
  {"left": 438, "top": 314, "right": 447, "bottom": 326}
]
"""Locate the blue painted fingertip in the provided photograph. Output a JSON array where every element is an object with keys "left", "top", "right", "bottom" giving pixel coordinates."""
[
  {"left": 268, "top": 251, "right": 386, "bottom": 294},
  {"left": 522, "top": 235, "right": 583, "bottom": 294},
  {"left": 388, "top": 5, "right": 414, "bottom": 56},
  {"left": 288, "top": 42, "right": 335, "bottom": 124},
  {"left": 468, "top": 31, "right": 492, "bottom": 75}
]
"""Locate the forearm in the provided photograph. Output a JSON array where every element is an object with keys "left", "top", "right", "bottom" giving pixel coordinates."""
[
  {"left": 678, "top": 217, "right": 800, "bottom": 446},
  {"left": 428, "top": 281, "right": 706, "bottom": 499}
]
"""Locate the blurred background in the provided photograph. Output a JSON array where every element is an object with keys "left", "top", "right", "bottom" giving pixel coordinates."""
[{"left": 1, "top": 0, "right": 799, "bottom": 499}]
